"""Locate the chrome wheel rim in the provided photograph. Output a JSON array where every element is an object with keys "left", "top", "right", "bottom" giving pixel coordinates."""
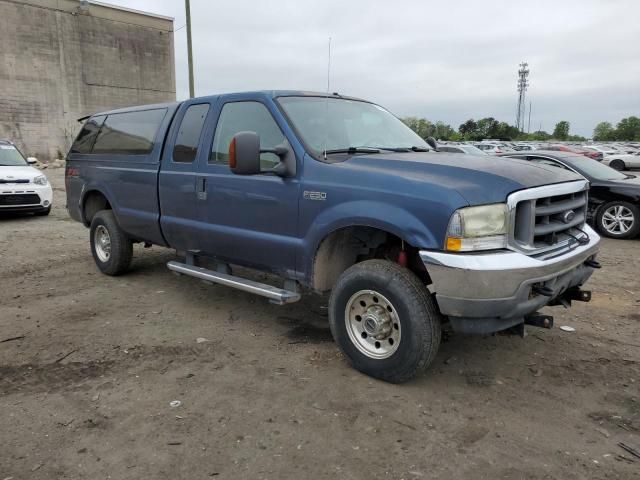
[
  {"left": 602, "top": 205, "right": 635, "bottom": 235},
  {"left": 345, "top": 290, "right": 401, "bottom": 359},
  {"left": 94, "top": 225, "right": 112, "bottom": 262}
]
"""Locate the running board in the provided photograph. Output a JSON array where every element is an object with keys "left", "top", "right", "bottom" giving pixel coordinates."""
[{"left": 167, "top": 261, "right": 301, "bottom": 305}]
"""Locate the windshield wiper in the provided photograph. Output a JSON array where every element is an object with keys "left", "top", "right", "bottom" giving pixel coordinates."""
[{"left": 324, "top": 147, "right": 381, "bottom": 155}]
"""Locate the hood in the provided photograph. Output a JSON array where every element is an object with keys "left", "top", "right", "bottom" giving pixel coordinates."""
[
  {"left": 341, "top": 152, "right": 584, "bottom": 205},
  {"left": 0, "top": 165, "right": 44, "bottom": 181}
]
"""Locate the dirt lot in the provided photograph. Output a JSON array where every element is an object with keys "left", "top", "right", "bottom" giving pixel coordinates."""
[{"left": 1, "top": 167, "right": 638, "bottom": 479}]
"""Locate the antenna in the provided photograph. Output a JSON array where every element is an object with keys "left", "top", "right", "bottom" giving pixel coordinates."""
[
  {"left": 323, "top": 37, "right": 332, "bottom": 161},
  {"left": 327, "top": 37, "right": 332, "bottom": 93}
]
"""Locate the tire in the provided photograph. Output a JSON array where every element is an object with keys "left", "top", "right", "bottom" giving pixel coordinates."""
[
  {"left": 610, "top": 159, "right": 626, "bottom": 171},
  {"left": 89, "top": 210, "right": 133, "bottom": 275},
  {"left": 596, "top": 201, "right": 640, "bottom": 239},
  {"left": 34, "top": 206, "right": 51, "bottom": 216},
  {"left": 328, "top": 260, "right": 442, "bottom": 383}
]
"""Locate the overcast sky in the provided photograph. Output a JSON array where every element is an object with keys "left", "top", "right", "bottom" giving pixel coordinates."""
[{"left": 108, "top": 0, "right": 639, "bottom": 137}]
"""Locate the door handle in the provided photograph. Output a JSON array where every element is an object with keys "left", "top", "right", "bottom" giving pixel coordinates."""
[{"left": 196, "top": 177, "right": 207, "bottom": 201}]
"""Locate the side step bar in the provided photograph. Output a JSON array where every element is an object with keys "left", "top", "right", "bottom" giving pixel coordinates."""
[{"left": 167, "top": 261, "right": 301, "bottom": 305}]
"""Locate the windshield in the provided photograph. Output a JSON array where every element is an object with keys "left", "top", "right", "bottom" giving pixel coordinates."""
[
  {"left": 566, "top": 156, "right": 628, "bottom": 180},
  {"left": 277, "top": 96, "right": 429, "bottom": 155},
  {"left": 0, "top": 145, "right": 28, "bottom": 166}
]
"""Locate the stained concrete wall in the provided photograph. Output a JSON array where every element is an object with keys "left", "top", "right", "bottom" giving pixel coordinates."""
[{"left": 0, "top": 0, "right": 176, "bottom": 160}]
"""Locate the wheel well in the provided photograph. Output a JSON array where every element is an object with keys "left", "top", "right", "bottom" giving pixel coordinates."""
[
  {"left": 83, "top": 191, "right": 111, "bottom": 225},
  {"left": 311, "top": 226, "right": 429, "bottom": 292}
]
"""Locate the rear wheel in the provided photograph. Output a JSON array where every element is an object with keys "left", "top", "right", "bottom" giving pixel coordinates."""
[
  {"left": 610, "top": 159, "right": 626, "bottom": 171},
  {"left": 90, "top": 210, "right": 133, "bottom": 275},
  {"left": 596, "top": 201, "right": 640, "bottom": 239},
  {"left": 328, "top": 260, "right": 442, "bottom": 383}
]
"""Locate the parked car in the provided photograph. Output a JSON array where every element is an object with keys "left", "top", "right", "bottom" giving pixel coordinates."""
[
  {"left": 581, "top": 145, "right": 639, "bottom": 171},
  {"left": 437, "top": 144, "right": 488, "bottom": 155},
  {"left": 513, "top": 144, "right": 536, "bottom": 151},
  {"left": 501, "top": 150, "right": 640, "bottom": 239},
  {"left": 66, "top": 91, "right": 600, "bottom": 383},
  {"left": 473, "top": 143, "right": 514, "bottom": 154},
  {"left": 0, "top": 140, "right": 52, "bottom": 216},
  {"left": 546, "top": 144, "right": 603, "bottom": 161}
]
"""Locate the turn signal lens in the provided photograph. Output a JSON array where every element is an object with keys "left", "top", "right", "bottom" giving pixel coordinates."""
[{"left": 446, "top": 237, "right": 462, "bottom": 251}]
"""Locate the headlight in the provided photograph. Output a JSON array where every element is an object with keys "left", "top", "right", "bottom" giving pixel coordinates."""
[
  {"left": 445, "top": 204, "right": 508, "bottom": 252},
  {"left": 33, "top": 175, "right": 48, "bottom": 186}
]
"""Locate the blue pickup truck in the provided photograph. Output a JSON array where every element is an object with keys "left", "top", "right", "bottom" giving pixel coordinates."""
[{"left": 66, "top": 91, "right": 601, "bottom": 382}]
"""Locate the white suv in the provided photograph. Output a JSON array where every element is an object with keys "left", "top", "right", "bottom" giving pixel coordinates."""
[{"left": 0, "top": 141, "right": 53, "bottom": 216}]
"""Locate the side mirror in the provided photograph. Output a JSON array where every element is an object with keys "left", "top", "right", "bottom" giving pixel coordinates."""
[
  {"left": 229, "top": 131, "right": 290, "bottom": 176},
  {"left": 27, "top": 157, "right": 38, "bottom": 165},
  {"left": 229, "top": 131, "right": 261, "bottom": 175},
  {"left": 426, "top": 137, "right": 438, "bottom": 151}
]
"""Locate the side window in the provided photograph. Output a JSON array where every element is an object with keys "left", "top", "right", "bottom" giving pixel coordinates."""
[
  {"left": 172, "top": 104, "right": 210, "bottom": 163},
  {"left": 92, "top": 109, "right": 167, "bottom": 155},
  {"left": 70, "top": 115, "right": 105, "bottom": 154},
  {"left": 210, "top": 102, "right": 286, "bottom": 168}
]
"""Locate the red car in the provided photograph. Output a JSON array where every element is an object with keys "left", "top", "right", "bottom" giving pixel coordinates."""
[{"left": 547, "top": 144, "right": 603, "bottom": 161}]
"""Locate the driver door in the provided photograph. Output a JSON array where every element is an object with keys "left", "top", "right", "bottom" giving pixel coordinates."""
[{"left": 194, "top": 98, "right": 300, "bottom": 276}]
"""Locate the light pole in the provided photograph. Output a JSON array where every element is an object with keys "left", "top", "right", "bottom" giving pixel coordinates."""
[{"left": 185, "top": 0, "right": 195, "bottom": 98}]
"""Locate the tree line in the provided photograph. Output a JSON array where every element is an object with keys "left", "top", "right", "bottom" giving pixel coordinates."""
[
  {"left": 402, "top": 115, "right": 640, "bottom": 143},
  {"left": 593, "top": 116, "right": 640, "bottom": 141}
]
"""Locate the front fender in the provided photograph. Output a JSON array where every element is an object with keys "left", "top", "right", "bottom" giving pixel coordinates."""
[{"left": 302, "top": 200, "right": 443, "bottom": 278}]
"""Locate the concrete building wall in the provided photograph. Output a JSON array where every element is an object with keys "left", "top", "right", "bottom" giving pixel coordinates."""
[{"left": 0, "top": 0, "right": 175, "bottom": 160}]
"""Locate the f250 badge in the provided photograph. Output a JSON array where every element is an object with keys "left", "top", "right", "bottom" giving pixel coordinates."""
[{"left": 303, "top": 191, "right": 327, "bottom": 201}]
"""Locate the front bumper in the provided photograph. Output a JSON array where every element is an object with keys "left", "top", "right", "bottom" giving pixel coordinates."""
[
  {"left": 0, "top": 184, "right": 53, "bottom": 213},
  {"left": 420, "top": 224, "right": 601, "bottom": 334}
]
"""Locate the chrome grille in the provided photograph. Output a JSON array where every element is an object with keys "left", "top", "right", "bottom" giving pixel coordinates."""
[{"left": 508, "top": 181, "right": 589, "bottom": 258}]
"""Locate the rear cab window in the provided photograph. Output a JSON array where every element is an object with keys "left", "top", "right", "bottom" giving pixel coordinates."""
[{"left": 172, "top": 104, "right": 210, "bottom": 163}]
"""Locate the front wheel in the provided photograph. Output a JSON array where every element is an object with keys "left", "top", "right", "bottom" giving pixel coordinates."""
[
  {"left": 89, "top": 210, "right": 133, "bottom": 275},
  {"left": 596, "top": 201, "right": 640, "bottom": 239},
  {"left": 328, "top": 260, "right": 442, "bottom": 383}
]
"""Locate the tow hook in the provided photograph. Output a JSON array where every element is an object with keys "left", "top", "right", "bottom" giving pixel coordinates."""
[
  {"left": 509, "top": 312, "right": 554, "bottom": 338},
  {"left": 565, "top": 288, "right": 591, "bottom": 302},
  {"left": 525, "top": 312, "right": 554, "bottom": 329},
  {"left": 585, "top": 259, "right": 601, "bottom": 269},
  {"left": 532, "top": 284, "right": 554, "bottom": 297}
]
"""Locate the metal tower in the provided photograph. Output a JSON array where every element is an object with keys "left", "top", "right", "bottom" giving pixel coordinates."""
[{"left": 515, "top": 62, "right": 529, "bottom": 132}]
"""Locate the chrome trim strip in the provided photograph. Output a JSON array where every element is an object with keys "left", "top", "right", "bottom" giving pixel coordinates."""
[{"left": 420, "top": 223, "right": 599, "bottom": 271}]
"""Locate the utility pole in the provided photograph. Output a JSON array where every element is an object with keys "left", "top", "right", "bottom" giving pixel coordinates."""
[
  {"left": 527, "top": 100, "right": 532, "bottom": 134},
  {"left": 515, "top": 62, "right": 529, "bottom": 132},
  {"left": 185, "top": 0, "right": 195, "bottom": 98}
]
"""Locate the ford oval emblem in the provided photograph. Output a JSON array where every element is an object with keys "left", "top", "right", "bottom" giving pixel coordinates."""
[{"left": 563, "top": 210, "right": 576, "bottom": 224}]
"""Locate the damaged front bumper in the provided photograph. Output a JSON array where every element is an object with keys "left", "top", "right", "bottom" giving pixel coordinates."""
[{"left": 419, "top": 224, "right": 601, "bottom": 334}]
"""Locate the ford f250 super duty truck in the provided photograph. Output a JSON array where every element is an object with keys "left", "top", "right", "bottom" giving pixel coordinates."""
[{"left": 66, "top": 91, "right": 601, "bottom": 383}]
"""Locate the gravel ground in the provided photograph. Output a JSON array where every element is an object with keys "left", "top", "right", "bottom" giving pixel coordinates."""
[{"left": 1, "top": 167, "right": 638, "bottom": 479}]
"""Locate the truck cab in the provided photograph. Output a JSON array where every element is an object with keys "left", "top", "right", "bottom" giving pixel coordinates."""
[{"left": 66, "top": 91, "right": 601, "bottom": 383}]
